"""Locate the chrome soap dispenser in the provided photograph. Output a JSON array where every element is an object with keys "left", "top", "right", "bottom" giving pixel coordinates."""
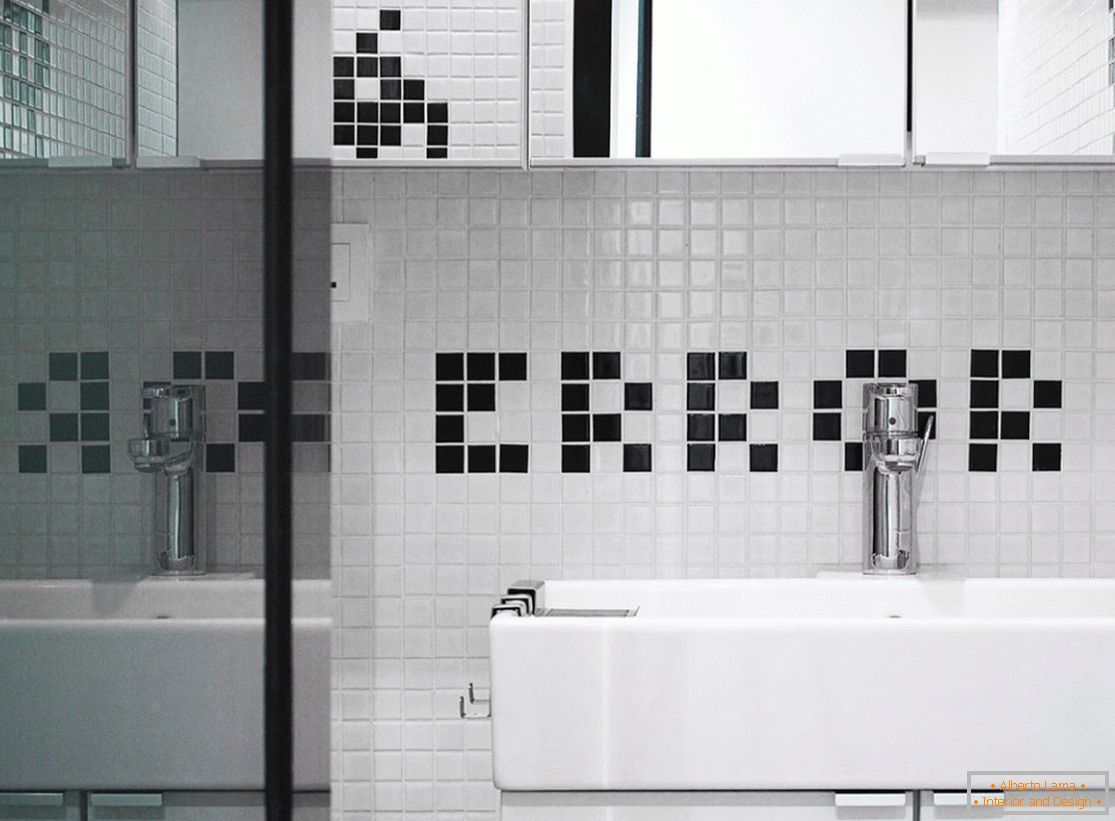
[{"left": 862, "top": 383, "right": 933, "bottom": 575}]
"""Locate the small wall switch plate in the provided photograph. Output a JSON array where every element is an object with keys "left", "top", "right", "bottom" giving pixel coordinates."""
[{"left": 331, "top": 223, "right": 373, "bottom": 323}]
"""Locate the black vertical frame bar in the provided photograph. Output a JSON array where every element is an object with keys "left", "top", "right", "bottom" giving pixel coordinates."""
[
  {"left": 572, "top": 0, "right": 612, "bottom": 157},
  {"left": 635, "top": 0, "right": 652, "bottom": 157},
  {"left": 263, "top": 0, "right": 294, "bottom": 817},
  {"left": 905, "top": 0, "right": 913, "bottom": 134}
]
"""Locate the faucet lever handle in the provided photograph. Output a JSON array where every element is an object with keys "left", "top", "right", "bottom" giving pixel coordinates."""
[{"left": 915, "top": 414, "right": 934, "bottom": 474}]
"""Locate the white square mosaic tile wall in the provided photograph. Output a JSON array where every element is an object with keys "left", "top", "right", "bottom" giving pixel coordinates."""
[
  {"left": 0, "top": 168, "right": 332, "bottom": 579},
  {"left": 330, "top": 166, "right": 1115, "bottom": 820},
  {"left": 331, "top": 0, "right": 523, "bottom": 162},
  {"left": 0, "top": 0, "right": 129, "bottom": 159},
  {"left": 135, "top": 0, "right": 177, "bottom": 156},
  {"left": 999, "top": 0, "right": 1115, "bottom": 154},
  {"left": 527, "top": 0, "right": 566, "bottom": 159}
]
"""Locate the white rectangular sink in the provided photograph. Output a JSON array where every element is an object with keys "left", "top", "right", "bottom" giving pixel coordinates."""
[
  {"left": 490, "top": 576, "right": 1115, "bottom": 791},
  {"left": 0, "top": 576, "right": 330, "bottom": 791}
]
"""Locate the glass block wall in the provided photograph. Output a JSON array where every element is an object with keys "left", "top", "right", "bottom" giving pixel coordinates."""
[{"left": 0, "top": 0, "right": 127, "bottom": 159}]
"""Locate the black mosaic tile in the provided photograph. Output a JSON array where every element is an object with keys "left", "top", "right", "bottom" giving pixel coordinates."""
[
  {"left": 436, "top": 445, "right": 464, "bottom": 473},
  {"left": 49, "top": 352, "right": 77, "bottom": 381},
  {"left": 80, "top": 351, "right": 109, "bottom": 380},
  {"left": 687, "top": 383, "right": 715, "bottom": 411},
  {"left": 173, "top": 351, "right": 202, "bottom": 380},
  {"left": 380, "top": 56, "right": 401, "bottom": 77},
  {"left": 467, "top": 383, "right": 495, "bottom": 411},
  {"left": 403, "top": 102, "right": 425, "bottom": 123},
  {"left": 380, "top": 8, "right": 401, "bottom": 29},
  {"left": 750, "top": 381, "right": 779, "bottom": 409},
  {"left": 18, "top": 445, "right": 47, "bottom": 473},
  {"left": 562, "top": 384, "right": 589, "bottom": 411},
  {"left": 380, "top": 124, "right": 401, "bottom": 145},
  {"left": 427, "top": 148, "right": 448, "bottom": 159},
  {"left": 292, "top": 414, "right": 330, "bottom": 442},
  {"left": 749, "top": 444, "right": 778, "bottom": 472},
  {"left": 206, "top": 443, "right": 236, "bottom": 473},
  {"left": 687, "top": 352, "right": 715, "bottom": 380},
  {"left": 381, "top": 102, "right": 401, "bottom": 123},
  {"left": 718, "top": 351, "right": 747, "bottom": 380},
  {"left": 356, "top": 32, "right": 378, "bottom": 53},
  {"left": 687, "top": 414, "right": 715, "bottom": 442},
  {"left": 910, "top": 379, "right": 937, "bottom": 408},
  {"left": 357, "top": 147, "right": 379, "bottom": 159},
  {"left": 426, "top": 125, "right": 448, "bottom": 146},
  {"left": 436, "top": 352, "right": 464, "bottom": 381},
  {"left": 333, "top": 56, "right": 354, "bottom": 77},
  {"left": 845, "top": 350, "right": 874, "bottom": 378},
  {"left": 80, "top": 412, "right": 109, "bottom": 441},
  {"left": 877, "top": 349, "right": 907, "bottom": 378},
  {"left": 624, "top": 382, "right": 652, "bottom": 411},
  {"left": 688, "top": 443, "right": 716, "bottom": 471},
  {"left": 562, "top": 414, "right": 590, "bottom": 442},
  {"left": 970, "top": 380, "right": 999, "bottom": 409},
  {"left": 428, "top": 102, "right": 448, "bottom": 123},
  {"left": 468, "top": 445, "right": 496, "bottom": 473},
  {"left": 334, "top": 79, "right": 355, "bottom": 100},
  {"left": 969, "top": 443, "right": 997, "bottom": 471},
  {"left": 969, "top": 411, "right": 998, "bottom": 439},
  {"left": 80, "top": 382, "right": 109, "bottom": 411},
  {"left": 334, "top": 125, "right": 355, "bottom": 146},
  {"left": 435, "top": 414, "right": 465, "bottom": 443},
  {"left": 357, "top": 125, "right": 378, "bottom": 145},
  {"left": 403, "top": 79, "right": 424, "bottom": 100},
  {"left": 500, "top": 444, "right": 529, "bottom": 473},
  {"left": 357, "top": 101, "right": 378, "bottom": 123},
  {"left": 357, "top": 56, "right": 377, "bottom": 77},
  {"left": 562, "top": 444, "right": 590, "bottom": 472},
  {"left": 499, "top": 352, "right": 527, "bottom": 381},
  {"left": 970, "top": 349, "right": 998, "bottom": 378},
  {"left": 561, "top": 352, "right": 590, "bottom": 380},
  {"left": 335, "top": 102, "right": 355, "bottom": 122},
  {"left": 1034, "top": 380, "right": 1062, "bottom": 409},
  {"left": 592, "top": 350, "right": 620, "bottom": 381},
  {"left": 205, "top": 351, "right": 235, "bottom": 380},
  {"left": 844, "top": 442, "right": 864, "bottom": 471},
  {"left": 1032, "top": 443, "right": 1061, "bottom": 472},
  {"left": 17, "top": 382, "right": 46, "bottom": 411},
  {"left": 291, "top": 352, "right": 329, "bottom": 381},
  {"left": 624, "top": 443, "right": 652, "bottom": 472},
  {"left": 718, "top": 414, "right": 747, "bottom": 442},
  {"left": 812, "top": 412, "right": 841, "bottom": 441},
  {"left": 381, "top": 82, "right": 402, "bottom": 103},
  {"left": 49, "top": 413, "right": 78, "bottom": 442},
  {"left": 813, "top": 380, "right": 842, "bottom": 409},
  {"left": 1002, "top": 350, "right": 1031, "bottom": 379},
  {"left": 238, "top": 381, "right": 267, "bottom": 411},
  {"left": 467, "top": 352, "right": 495, "bottom": 381},
  {"left": 81, "top": 445, "right": 110, "bottom": 474},
  {"left": 238, "top": 414, "right": 267, "bottom": 442},
  {"left": 1000, "top": 411, "right": 1030, "bottom": 440},
  {"left": 592, "top": 413, "right": 622, "bottom": 442},
  {"left": 436, "top": 384, "right": 463, "bottom": 412}
]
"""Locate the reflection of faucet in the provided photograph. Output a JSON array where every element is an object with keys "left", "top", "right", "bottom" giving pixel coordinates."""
[
  {"left": 128, "top": 385, "right": 207, "bottom": 575},
  {"left": 862, "top": 383, "right": 933, "bottom": 575}
]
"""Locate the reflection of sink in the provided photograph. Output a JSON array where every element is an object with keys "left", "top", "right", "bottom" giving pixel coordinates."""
[
  {"left": 0, "top": 576, "right": 330, "bottom": 790},
  {"left": 490, "top": 576, "right": 1115, "bottom": 791}
]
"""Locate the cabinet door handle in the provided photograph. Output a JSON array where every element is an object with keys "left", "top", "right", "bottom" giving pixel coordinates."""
[
  {"left": 835, "top": 791, "right": 907, "bottom": 807},
  {"left": 0, "top": 792, "right": 64, "bottom": 807},
  {"left": 934, "top": 791, "right": 1003, "bottom": 806},
  {"left": 89, "top": 793, "right": 163, "bottom": 807}
]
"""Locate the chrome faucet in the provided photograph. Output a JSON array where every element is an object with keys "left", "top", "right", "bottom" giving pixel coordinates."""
[
  {"left": 128, "top": 385, "right": 207, "bottom": 575},
  {"left": 862, "top": 383, "right": 933, "bottom": 575}
]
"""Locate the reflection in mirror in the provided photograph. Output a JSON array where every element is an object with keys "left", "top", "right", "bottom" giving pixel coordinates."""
[
  {"left": 530, "top": 0, "right": 907, "bottom": 162},
  {"left": 135, "top": 0, "right": 176, "bottom": 157},
  {"left": 915, "top": 0, "right": 1115, "bottom": 157},
  {"left": 0, "top": 0, "right": 127, "bottom": 160}
]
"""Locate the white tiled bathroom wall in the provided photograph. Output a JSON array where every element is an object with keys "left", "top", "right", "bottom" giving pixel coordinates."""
[
  {"left": 331, "top": 0, "right": 523, "bottom": 162},
  {"left": 135, "top": 0, "right": 177, "bottom": 156},
  {"left": 331, "top": 166, "right": 1115, "bottom": 820},
  {"left": 999, "top": 0, "right": 1115, "bottom": 154}
]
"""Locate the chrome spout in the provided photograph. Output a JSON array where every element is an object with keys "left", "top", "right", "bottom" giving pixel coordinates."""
[
  {"left": 128, "top": 384, "right": 207, "bottom": 575},
  {"left": 862, "top": 383, "right": 933, "bottom": 575}
]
